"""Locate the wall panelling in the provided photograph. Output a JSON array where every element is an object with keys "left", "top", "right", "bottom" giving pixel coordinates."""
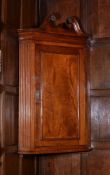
[{"left": 1, "top": 0, "right": 110, "bottom": 174}]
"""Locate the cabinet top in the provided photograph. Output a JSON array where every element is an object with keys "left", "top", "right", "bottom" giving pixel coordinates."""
[{"left": 18, "top": 14, "right": 89, "bottom": 45}]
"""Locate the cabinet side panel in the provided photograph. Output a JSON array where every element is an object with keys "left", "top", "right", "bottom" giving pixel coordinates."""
[{"left": 19, "top": 41, "right": 35, "bottom": 151}]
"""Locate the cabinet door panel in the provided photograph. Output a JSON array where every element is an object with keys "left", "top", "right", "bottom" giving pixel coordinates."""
[
  {"left": 35, "top": 45, "right": 86, "bottom": 147},
  {"left": 42, "top": 52, "right": 79, "bottom": 140}
]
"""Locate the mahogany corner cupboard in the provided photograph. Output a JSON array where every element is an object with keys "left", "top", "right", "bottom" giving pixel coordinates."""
[{"left": 18, "top": 17, "right": 90, "bottom": 154}]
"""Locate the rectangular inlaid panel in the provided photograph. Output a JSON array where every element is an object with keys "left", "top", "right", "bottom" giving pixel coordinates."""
[
  {"left": 39, "top": 0, "right": 80, "bottom": 23},
  {"left": 3, "top": 33, "right": 18, "bottom": 86},
  {"left": 42, "top": 53, "right": 79, "bottom": 140},
  {"left": 39, "top": 154, "right": 80, "bottom": 175},
  {"left": 91, "top": 97, "right": 110, "bottom": 140},
  {"left": 98, "top": 0, "right": 110, "bottom": 37},
  {"left": 46, "top": 0, "right": 80, "bottom": 21},
  {"left": 4, "top": 93, "right": 18, "bottom": 146},
  {"left": 21, "top": 155, "right": 37, "bottom": 175},
  {"left": 87, "top": 150, "right": 110, "bottom": 175},
  {"left": 87, "top": 0, "right": 110, "bottom": 37},
  {"left": 4, "top": 154, "right": 19, "bottom": 175},
  {"left": 90, "top": 46, "right": 110, "bottom": 89}
]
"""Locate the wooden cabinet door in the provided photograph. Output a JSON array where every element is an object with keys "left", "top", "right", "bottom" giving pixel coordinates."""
[
  {"left": 19, "top": 40, "right": 89, "bottom": 154},
  {"left": 35, "top": 45, "right": 86, "bottom": 146}
]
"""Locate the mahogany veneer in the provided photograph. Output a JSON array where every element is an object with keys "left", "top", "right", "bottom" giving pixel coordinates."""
[{"left": 18, "top": 16, "right": 90, "bottom": 154}]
